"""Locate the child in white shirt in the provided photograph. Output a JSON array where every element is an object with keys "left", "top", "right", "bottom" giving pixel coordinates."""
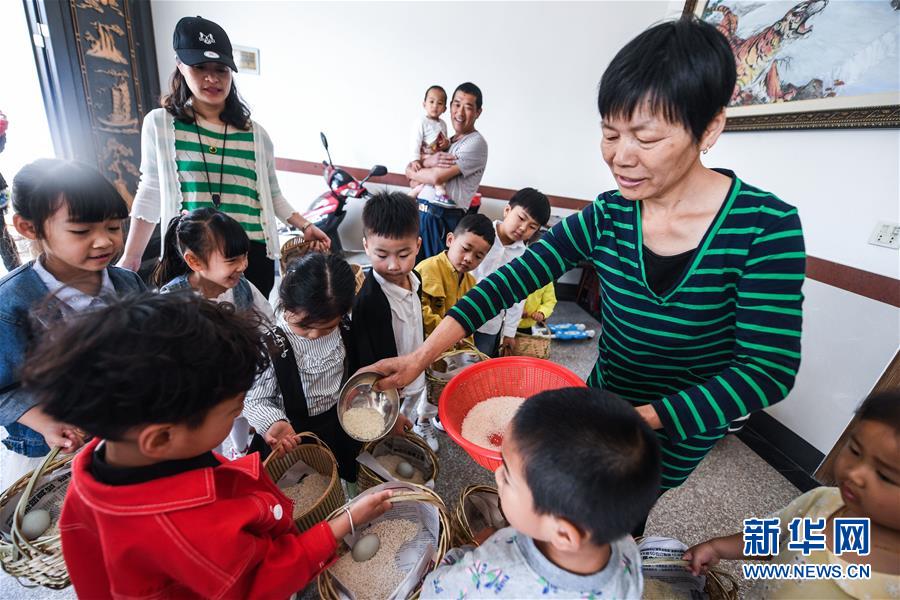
[
  {"left": 410, "top": 85, "right": 451, "bottom": 202},
  {"left": 472, "top": 188, "right": 551, "bottom": 357}
]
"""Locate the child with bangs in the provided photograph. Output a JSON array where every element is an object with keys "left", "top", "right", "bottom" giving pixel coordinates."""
[
  {"left": 153, "top": 207, "right": 274, "bottom": 325},
  {"left": 244, "top": 252, "right": 409, "bottom": 497},
  {"left": 154, "top": 207, "right": 276, "bottom": 459},
  {"left": 685, "top": 391, "right": 900, "bottom": 599},
  {"left": 0, "top": 159, "right": 144, "bottom": 487}
]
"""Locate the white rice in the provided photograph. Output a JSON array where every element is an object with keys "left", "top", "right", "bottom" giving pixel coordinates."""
[
  {"left": 330, "top": 518, "right": 419, "bottom": 600},
  {"left": 461, "top": 396, "right": 525, "bottom": 450},
  {"left": 281, "top": 472, "right": 331, "bottom": 518},
  {"left": 343, "top": 407, "right": 385, "bottom": 440},
  {"left": 375, "top": 454, "right": 426, "bottom": 484}
]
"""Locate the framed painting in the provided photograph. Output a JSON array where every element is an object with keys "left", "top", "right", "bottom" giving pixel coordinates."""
[{"left": 684, "top": 0, "right": 900, "bottom": 131}]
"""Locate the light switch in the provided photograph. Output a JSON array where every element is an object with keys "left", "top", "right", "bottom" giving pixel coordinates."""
[{"left": 869, "top": 221, "right": 900, "bottom": 250}]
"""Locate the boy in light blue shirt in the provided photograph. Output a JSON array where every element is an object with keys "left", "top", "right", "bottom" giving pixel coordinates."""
[{"left": 423, "top": 388, "right": 660, "bottom": 599}]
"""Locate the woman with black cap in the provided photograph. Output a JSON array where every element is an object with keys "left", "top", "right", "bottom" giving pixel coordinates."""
[{"left": 119, "top": 16, "right": 329, "bottom": 297}]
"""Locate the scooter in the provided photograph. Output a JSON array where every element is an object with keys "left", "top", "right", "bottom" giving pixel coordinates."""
[{"left": 300, "top": 133, "right": 387, "bottom": 254}]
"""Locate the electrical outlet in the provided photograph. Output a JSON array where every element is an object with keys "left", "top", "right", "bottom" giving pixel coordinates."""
[{"left": 869, "top": 221, "right": 900, "bottom": 249}]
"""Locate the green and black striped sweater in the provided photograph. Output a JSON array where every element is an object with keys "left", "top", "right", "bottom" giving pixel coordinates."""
[{"left": 448, "top": 172, "right": 805, "bottom": 488}]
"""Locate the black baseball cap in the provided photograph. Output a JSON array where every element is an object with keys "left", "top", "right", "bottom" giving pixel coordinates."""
[{"left": 173, "top": 16, "right": 237, "bottom": 72}]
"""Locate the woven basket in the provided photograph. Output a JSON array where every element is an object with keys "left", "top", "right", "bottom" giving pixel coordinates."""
[
  {"left": 280, "top": 237, "right": 318, "bottom": 272},
  {"left": 279, "top": 236, "right": 365, "bottom": 294},
  {"left": 357, "top": 432, "right": 439, "bottom": 492},
  {"left": 451, "top": 484, "right": 508, "bottom": 547},
  {"left": 263, "top": 432, "right": 345, "bottom": 532},
  {"left": 0, "top": 448, "right": 75, "bottom": 589},
  {"left": 641, "top": 558, "right": 738, "bottom": 600},
  {"left": 318, "top": 482, "right": 451, "bottom": 600},
  {"left": 425, "top": 348, "right": 489, "bottom": 407},
  {"left": 512, "top": 328, "right": 551, "bottom": 360}
]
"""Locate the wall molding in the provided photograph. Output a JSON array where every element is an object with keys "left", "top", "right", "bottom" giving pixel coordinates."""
[
  {"left": 737, "top": 411, "right": 823, "bottom": 492},
  {"left": 274, "top": 158, "right": 589, "bottom": 210},
  {"left": 275, "top": 157, "right": 900, "bottom": 306}
]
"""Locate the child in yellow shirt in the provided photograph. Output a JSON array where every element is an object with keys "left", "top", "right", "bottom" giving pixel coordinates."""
[
  {"left": 414, "top": 214, "right": 494, "bottom": 434},
  {"left": 415, "top": 214, "right": 494, "bottom": 337},
  {"left": 517, "top": 282, "right": 557, "bottom": 333},
  {"left": 684, "top": 391, "right": 900, "bottom": 599}
]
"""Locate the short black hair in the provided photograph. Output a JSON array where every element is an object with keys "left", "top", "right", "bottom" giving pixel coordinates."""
[
  {"left": 856, "top": 391, "right": 900, "bottom": 430},
  {"left": 509, "top": 187, "right": 551, "bottom": 227},
  {"left": 453, "top": 213, "right": 495, "bottom": 246},
  {"left": 453, "top": 82, "right": 483, "bottom": 110},
  {"left": 362, "top": 191, "right": 419, "bottom": 240},
  {"left": 424, "top": 85, "right": 447, "bottom": 102},
  {"left": 280, "top": 252, "right": 356, "bottom": 326},
  {"left": 597, "top": 16, "right": 735, "bottom": 141},
  {"left": 22, "top": 292, "right": 269, "bottom": 441},
  {"left": 511, "top": 388, "right": 661, "bottom": 545},
  {"left": 12, "top": 159, "right": 129, "bottom": 237}
]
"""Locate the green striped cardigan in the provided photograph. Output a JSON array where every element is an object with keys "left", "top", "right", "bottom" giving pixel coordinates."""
[{"left": 448, "top": 172, "right": 805, "bottom": 488}]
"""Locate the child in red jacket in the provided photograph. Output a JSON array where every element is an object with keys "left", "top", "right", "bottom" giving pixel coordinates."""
[{"left": 21, "top": 292, "right": 392, "bottom": 599}]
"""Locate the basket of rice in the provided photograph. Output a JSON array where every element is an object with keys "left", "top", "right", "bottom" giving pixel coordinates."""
[
  {"left": 425, "top": 348, "right": 489, "bottom": 407},
  {"left": 512, "top": 325, "right": 552, "bottom": 360},
  {"left": 263, "top": 432, "right": 345, "bottom": 532},
  {"left": 0, "top": 447, "right": 75, "bottom": 589},
  {"left": 638, "top": 536, "right": 738, "bottom": 600},
  {"left": 356, "top": 431, "right": 439, "bottom": 491},
  {"left": 280, "top": 237, "right": 365, "bottom": 294},
  {"left": 451, "top": 484, "right": 508, "bottom": 547},
  {"left": 438, "top": 357, "right": 586, "bottom": 470},
  {"left": 318, "top": 481, "right": 451, "bottom": 600}
]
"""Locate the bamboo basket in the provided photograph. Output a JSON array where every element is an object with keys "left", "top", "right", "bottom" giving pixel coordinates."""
[
  {"left": 318, "top": 482, "right": 451, "bottom": 600},
  {"left": 0, "top": 447, "right": 75, "bottom": 589},
  {"left": 512, "top": 324, "right": 551, "bottom": 360},
  {"left": 263, "top": 432, "right": 345, "bottom": 532},
  {"left": 425, "top": 348, "right": 489, "bottom": 407},
  {"left": 641, "top": 557, "right": 738, "bottom": 600},
  {"left": 279, "top": 237, "right": 365, "bottom": 294},
  {"left": 357, "top": 431, "right": 439, "bottom": 492},
  {"left": 280, "top": 237, "right": 318, "bottom": 272},
  {"left": 451, "top": 484, "right": 508, "bottom": 547}
]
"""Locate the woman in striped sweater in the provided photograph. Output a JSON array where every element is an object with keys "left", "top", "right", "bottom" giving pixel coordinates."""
[
  {"left": 371, "top": 17, "right": 805, "bottom": 497},
  {"left": 119, "top": 16, "right": 330, "bottom": 297}
]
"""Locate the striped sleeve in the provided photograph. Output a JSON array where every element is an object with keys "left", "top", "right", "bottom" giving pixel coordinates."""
[
  {"left": 243, "top": 362, "right": 287, "bottom": 434},
  {"left": 655, "top": 210, "right": 805, "bottom": 441},
  {"left": 449, "top": 201, "right": 604, "bottom": 333}
]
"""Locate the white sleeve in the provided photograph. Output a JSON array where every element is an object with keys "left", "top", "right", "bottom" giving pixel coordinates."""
[
  {"left": 260, "top": 126, "right": 297, "bottom": 222},
  {"left": 243, "top": 362, "right": 287, "bottom": 435},
  {"left": 131, "top": 113, "right": 162, "bottom": 223},
  {"left": 411, "top": 117, "right": 425, "bottom": 160},
  {"left": 502, "top": 300, "right": 526, "bottom": 338}
]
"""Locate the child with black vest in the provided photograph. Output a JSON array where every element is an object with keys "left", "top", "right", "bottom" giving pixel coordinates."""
[
  {"left": 347, "top": 192, "right": 435, "bottom": 449},
  {"left": 244, "top": 253, "right": 407, "bottom": 497}
]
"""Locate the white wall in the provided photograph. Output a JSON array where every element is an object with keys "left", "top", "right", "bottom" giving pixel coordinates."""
[
  {"left": 148, "top": 1, "right": 899, "bottom": 455},
  {"left": 149, "top": 1, "right": 668, "bottom": 199},
  {"left": 770, "top": 279, "right": 898, "bottom": 454}
]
